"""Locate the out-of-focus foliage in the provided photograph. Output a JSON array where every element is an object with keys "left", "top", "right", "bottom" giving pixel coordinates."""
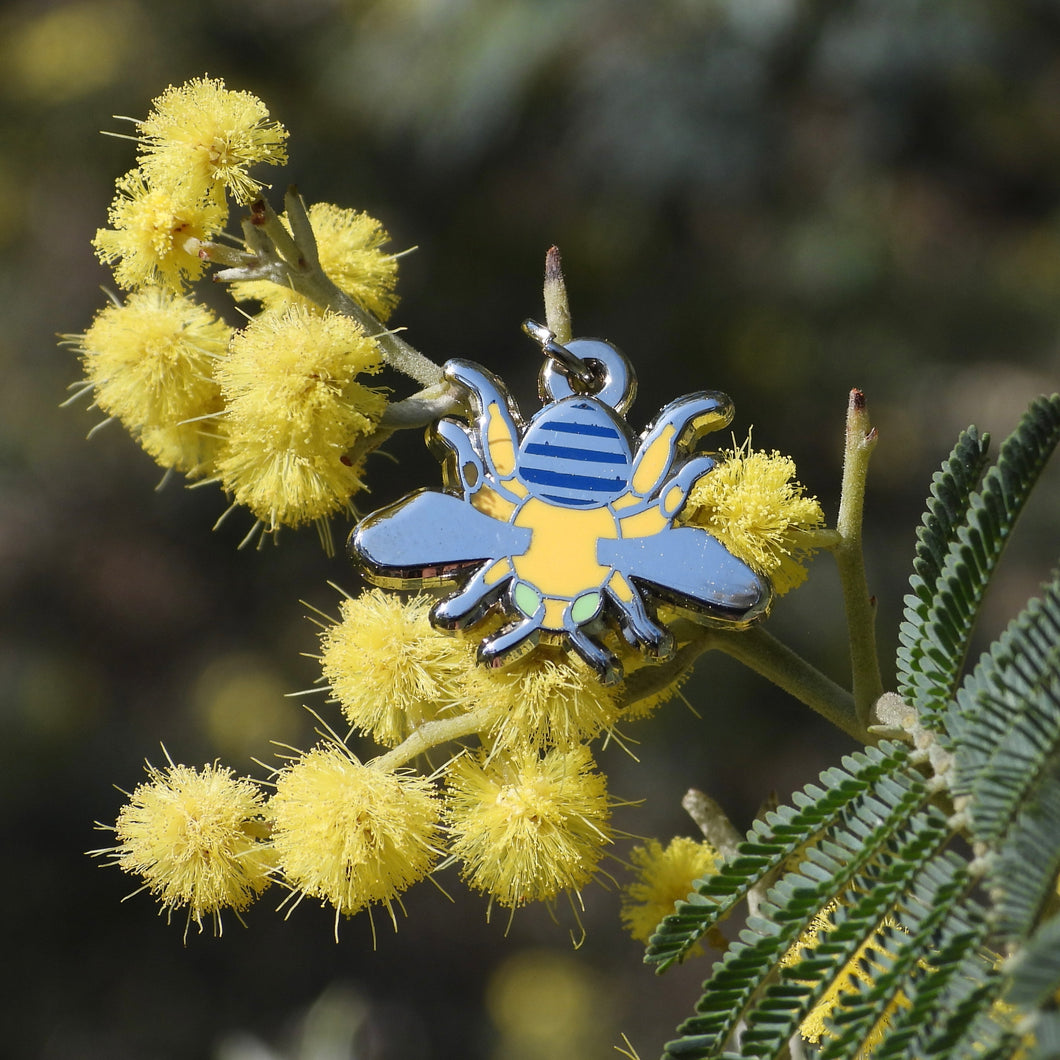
[{"left": 1, "top": 1, "right": 1058, "bottom": 1057}]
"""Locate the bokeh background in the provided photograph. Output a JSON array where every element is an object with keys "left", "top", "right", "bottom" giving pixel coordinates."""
[{"left": 2, "top": 1, "right": 1059, "bottom": 1057}]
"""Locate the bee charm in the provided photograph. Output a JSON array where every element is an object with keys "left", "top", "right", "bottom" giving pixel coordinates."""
[{"left": 351, "top": 322, "right": 771, "bottom": 684}]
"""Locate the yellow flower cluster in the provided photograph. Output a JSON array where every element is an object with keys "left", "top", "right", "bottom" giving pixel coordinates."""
[
  {"left": 86, "top": 78, "right": 840, "bottom": 944},
  {"left": 268, "top": 744, "right": 442, "bottom": 920},
  {"left": 96, "top": 760, "right": 274, "bottom": 936},
  {"left": 445, "top": 744, "right": 612, "bottom": 907},
  {"left": 679, "top": 437, "right": 826, "bottom": 595},
  {"left": 72, "top": 76, "right": 402, "bottom": 541},
  {"left": 215, "top": 307, "right": 387, "bottom": 532},
  {"left": 314, "top": 590, "right": 623, "bottom": 909},
  {"left": 619, "top": 836, "right": 720, "bottom": 946}
]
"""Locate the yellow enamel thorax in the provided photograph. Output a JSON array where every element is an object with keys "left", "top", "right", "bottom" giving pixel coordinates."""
[{"left": 473, "top": 481, "right": 669, "bottom": 630}]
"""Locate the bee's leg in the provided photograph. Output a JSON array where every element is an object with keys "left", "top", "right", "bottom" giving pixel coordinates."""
[
  {"left": 432, "top": 418, "right": 485, "bottom": 496},
  {"left": 605, "top": 573, "right": 675, "bottom": 659},
  {"left": 658, "top": 454, "right": 718, "bottom": 517},
  {"left": 444, "top": 359, "right": 522, "bottom": 482},
  {"left": 631, "top": 393, "right": 732, "bottom": 497},
  {"left": 566, "top": 627, "right": 623, "bottom": 686},
  {"left": 478, "top": 617, "right": 542, "bottom": 669},
  {"left": 432, "top": 561, "right": 511, "bottom": 631}
]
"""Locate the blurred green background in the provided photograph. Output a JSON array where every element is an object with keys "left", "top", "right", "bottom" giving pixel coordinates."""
[{"left": 2, "top": 1, "right": 1058, "bottom": 1057}]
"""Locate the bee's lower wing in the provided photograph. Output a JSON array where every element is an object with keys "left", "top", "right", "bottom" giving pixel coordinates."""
[
  {"left": 600, "top": 527, "right": 770, "bottom": 625},
  {"left": 350, "top": 489, "right": 530, "bottom": 590}
]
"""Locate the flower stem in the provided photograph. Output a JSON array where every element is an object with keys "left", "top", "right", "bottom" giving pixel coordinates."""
[
  {"left": 833, "top": 389, "right": 884, "bottom": 732},
  {"left": 656, "top": 621, "right": 866, "bottom": 742},
  {"left": 370, "top": 706, "right": 494, "bottom": 772},
  {"left": 712, "top": 626, "right": 867, "bottom": 742},
  {"left": 209, "top": 188, "right": 446, "bottom": 387}
]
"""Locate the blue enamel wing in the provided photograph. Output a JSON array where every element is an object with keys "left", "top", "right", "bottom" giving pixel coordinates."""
[{"left": 351, "top": 323, "right": 771, "bottom": 683}]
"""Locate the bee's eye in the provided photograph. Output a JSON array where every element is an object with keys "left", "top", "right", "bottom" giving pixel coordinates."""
[{"left": 463, "top": 462, "right": 479, "bottom": 487}]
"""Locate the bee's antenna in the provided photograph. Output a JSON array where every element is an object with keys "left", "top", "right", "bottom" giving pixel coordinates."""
[{"left": 522, "top": 318, "right": 596, "bottom": 389}]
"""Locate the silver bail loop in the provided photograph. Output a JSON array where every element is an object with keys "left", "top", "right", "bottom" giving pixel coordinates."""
[
  {"left": 522, "top": 319, "right": 597, "bottom": 390},
  {"left": 523, "top": 320, "right": 636, "bottom": 413}
]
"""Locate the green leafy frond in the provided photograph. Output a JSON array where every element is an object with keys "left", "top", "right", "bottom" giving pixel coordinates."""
[
  {"left": 874, "top": 930, "right": 997, "bottom": 1059},
  {"left": 820, "top": 854, "right": 984, "bottom": 1060},
  {"left": 645, "top": 742, "right": 914, "bottom": 971},
  {"left": 656, "top": 785, "right": 945, "bottom": 1058},
  {"left": 949, "top": 570, "right": 1060, "bottom": 846},
  {"left": 1007, "top": 912, "right": 1060, "bottom": 1012},
  {"left": 943, "top": 1000, "right": 1025, "bottom": 1060},
  {"left": 992, "top": 769, "right": 1060, "bottom": 944},
  {"left": 896, "top": 427, "right": 991, "bottom": 703},
  {"left": 897, "top": 394, "right": 1060, "bottom": 728},
  {"left": 1028, "top": 1011, "right": 1060, "bottom": 1060}
]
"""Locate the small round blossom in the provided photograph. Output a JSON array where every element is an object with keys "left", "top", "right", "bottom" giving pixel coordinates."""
[
  {"left": 615, "top": 646, "right": 690, "bottom": 722},
  {"left": 267, "top": 744, "right": 442, "bottom": 917},
  {"left": 679, "top": 438, "right": 826, "bottom": 596},
  {"left": 76, "top": 287, "right": 231, "bottom": 477},
  {"left": 445, "top": 744, "right": 612, "bottom": 907},
  {"left": 231, "top": 202, "right": 400, "bottom": 321},
  {"left": 319, "top": 590, "right": 477, "bottom": 747},
  {"left": 101, "top": 761, "right": 273, "bottom": 933},
  {"left": 92, "top": 168, "right": 227, "bottom": 290},
  {"left": 461, "top": 646, "right": 621, "bottom": 752},
  {"left": 215, "top": 306, "right": 387, "bottom": 530},
  {"left": 135, "top": 76, "right": 288, "bottom": 204},
  {"left": 619, "top": 836, "right": 720, "bottom": 945}
]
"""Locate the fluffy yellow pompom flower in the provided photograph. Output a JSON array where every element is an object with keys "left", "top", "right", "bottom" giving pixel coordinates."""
[
  {"left": 75, "top": 287, "right": 231, "bottom": 477},
  {"left": 462, "top": 646, "right": 621, "bottom": 752},
  {"left": 619, "top": 836, "right": 720, "bottom": 945},
  {"left": 267, "top": 744, "right": 442, "bottom": 919},
  {"left": 230, "top": 202, "right": 400, "bottom": 321},
  {"left": 215, "top": 306, "right": 387, "bottom": 532},
  {"left": 134, "top": 76, "right": 288, "bottom": 204},
  {"left": 445, "top": 744, "right": 612, "bottom": 907},
  {"left": 92, "top": 169, "right": 226, "bottom": 291},
  {"left": 615, "top": 647, "right": 690, "bottom": 722},
  {"left": 100, "top": 760, "right": 273, "bottom": 934},
  {"left": 679, "top": 438, "right": 826, "bottom": 596},
  {"left": 319, "top": 590, "right": 477, "bottom": 747}
]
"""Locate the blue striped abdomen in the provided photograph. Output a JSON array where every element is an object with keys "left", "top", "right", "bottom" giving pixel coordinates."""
[{"left": 517, "top": 398, "right": 633, "bottom": 507}]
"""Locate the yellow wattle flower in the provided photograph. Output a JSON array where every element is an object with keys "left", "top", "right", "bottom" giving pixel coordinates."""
[
  {"left": 620, "top": 836, "right": 720, "bottom": 945},
  {"left": 74, "top": 286, "right": 231, "bottom": 477},
  {"left": 267, "top": 744, "right": 442, "bottom": 919},
  {"left": 99, "top": 760, "right": 273, "bottom": 934},
  {"left": 92, "top": 168, "right": 226, "bottom": 291},
  {"left": 679, "top": 437, "right": 826, "bottom": 596},
  {"left": 445, "top": 744, "right": 612, "bottom": 908},
  {"left": 319, "top": 590, "right": 477, "bottom": 747},
  {"left": 461, "top": 645, "right": 621, "bottom": 753},
  {"left": 215, "top": 306, "right": 388, "bottom": 532},
  {"left": 134, "top": 76, "right": 288, "bottom": 204}
]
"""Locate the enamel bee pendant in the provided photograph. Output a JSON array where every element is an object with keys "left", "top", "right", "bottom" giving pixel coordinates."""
[{"left": 351, "top": 322, "right": 771, "bottom": 684}]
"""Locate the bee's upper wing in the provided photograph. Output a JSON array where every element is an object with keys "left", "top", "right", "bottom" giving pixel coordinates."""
[
  {"left": 599, "top": 526, "right": 770, "bottom": 625},
  {"left": 351, "top": 489, "right": 530, "bottom": 589}
]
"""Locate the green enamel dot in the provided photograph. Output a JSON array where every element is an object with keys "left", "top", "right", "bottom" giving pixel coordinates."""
[
  {"left": 513, "top": 581, "right": 542, "bottom": 617},
  {"left": 569, "top": 591, "right": 602, "bottom": 625}
]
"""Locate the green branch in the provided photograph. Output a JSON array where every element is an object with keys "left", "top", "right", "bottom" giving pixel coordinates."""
[{"left": 833, "top": 389, "right": 885, "bottom": 731}]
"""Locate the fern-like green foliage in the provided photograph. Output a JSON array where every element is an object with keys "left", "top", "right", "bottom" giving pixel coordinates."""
[
  {"left": 647, "top": 393, "right": 1060, "bottom": 1060},
  {"left": 898, "top": 396, "right": 1060, "bottom": 728}
]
